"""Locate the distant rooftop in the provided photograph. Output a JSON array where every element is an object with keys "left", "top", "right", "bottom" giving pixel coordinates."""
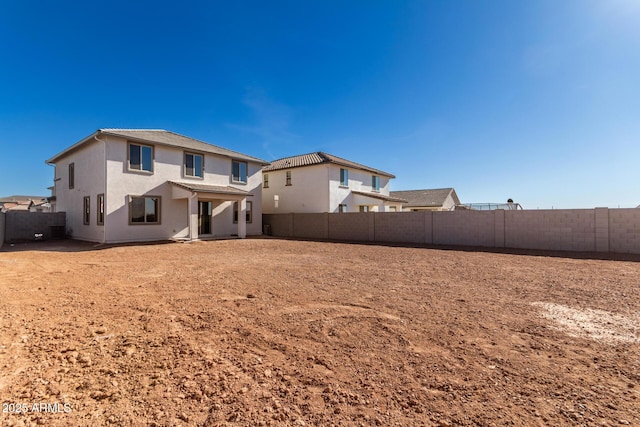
[
  {"left": 390, "top": 188, "right": 460, "bottom": 208},
  {"left": 263, "top": 151, "right": 395, "bottom": 177}
]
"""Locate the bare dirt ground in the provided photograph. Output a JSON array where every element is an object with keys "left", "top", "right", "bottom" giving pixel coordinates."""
[{"left": 0, "top": 238, "right": 639, "bottom": 426}]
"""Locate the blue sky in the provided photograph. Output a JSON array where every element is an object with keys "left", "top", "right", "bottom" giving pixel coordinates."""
[{"left": 1, "top": 0, "right": 638, "bottom": 208}]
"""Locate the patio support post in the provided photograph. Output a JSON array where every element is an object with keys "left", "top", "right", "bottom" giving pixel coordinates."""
[
  {"left": 238, "top": 197, "right": 247, "bottom": 238},
  {"left": 188, "top": 193, "right": 198, "bottom": 241}
]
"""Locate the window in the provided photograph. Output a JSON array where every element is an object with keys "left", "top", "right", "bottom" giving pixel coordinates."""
[
  {"left": 338, "top": 204, "right": 347, "bottom": 213},
  {"left": 129, "top": 196, "right": 160, "bottom": 224},
  {"left": 232, "top": 160, "right": 247, "bottom": 183},
  {"left": 359, "top": 205, "right": 369, "bottom": 212},
  {"left": 389, "top": 206, "right": 397, "bottom": 212},
  {"left": 69, "top": 163, "right": 75, "bottom": 189},
  {"left": 184, "top": 153, "right": 204, "bottom": 178},
  {"left": 340, "top": 168, "right": 348, "bottom": 187},
  {"left": 233, "top": 200, "right": 253, "bottom": 223},
  {"left": 97, "top": 194, "right": 104, "bottom": 225},
  {"left": 372, "top": 175, "right": 380, "bottom": 192},
  {"left": 285, "top": 171, "right": 292, "bottom": 186},
  {"left": 263, "top": 174, "right": 269, "bottom": 188},
  {"left": 83, "top": 196, "right": 90, "bottom": 225},
  {"left": 129, "top": 143, "right": 153, "bottom": 172}
]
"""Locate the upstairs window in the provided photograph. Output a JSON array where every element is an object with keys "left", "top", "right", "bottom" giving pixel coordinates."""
[
  {"left": 263, "top": 174, "right": 269, "bottom": 188},
  {"left": 372, "top": 175, "right": 380, "bottom": 191},
  {"left": 285, "top": 171, "right": 292, "bottom": 186},
  {"left": 69, "top": 163, "right": 75, "bottom": 189},
  {"left": 340, "top": 168, "right": 348, "bottom": 187},
  {"left": 232, "top": 160, "right": 247, "bottom": 183},
  {"left": 129, "top": 143, "right": 153, "bottom": 173},
  {"left": 184, "top": 153, "right": 204, "bottom": 178}
]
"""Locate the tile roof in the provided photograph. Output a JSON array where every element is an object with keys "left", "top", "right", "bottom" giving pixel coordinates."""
[
  {"left": 263, "top": 152, "right": 395, "bottom": 177},
  {"left": 47, "top": 129, "right": 268, "bottom": 165},
  {"left": 390, "top": 188, "right": 460, "bottom": 207},
  {"left": 169, "top": 181, "right": 252, "bottom": 196}
]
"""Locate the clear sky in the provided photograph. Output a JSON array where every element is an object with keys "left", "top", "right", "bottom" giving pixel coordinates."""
[{"left": 1, "top": 0, "right": 638, "bottom": 209}]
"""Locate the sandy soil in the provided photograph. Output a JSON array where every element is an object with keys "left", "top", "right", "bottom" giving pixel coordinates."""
[{"left": 0, "top": 238, "right": 639, "bottom": 426}]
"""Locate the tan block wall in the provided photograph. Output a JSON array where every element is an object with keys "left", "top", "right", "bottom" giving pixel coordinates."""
[
  {"left": 505, "top": 209, "right": 596, "bottom": 252},
  {"left": 328, "top": 213, "right": 370, "bottom": 241},
  {"left": 609, "top": 209, "right": 640, "bottom": 254},
  {"left": 0, "top": 212, "right": 4, "bottom": 248},
  {"left": 293, "top": 213, "right": 329, "bottom": 239},
  {"left": 433, "top": 211, "right": 495, "bottom": 247},
  {"left": 263, "top": 213, "right": 293, "bottom": 237},
  {"left": 374, "top": 211, "right": 426, "bottom": 243},
  {"left": 263, "top": 208, "right": 640, "bottom": 254}
]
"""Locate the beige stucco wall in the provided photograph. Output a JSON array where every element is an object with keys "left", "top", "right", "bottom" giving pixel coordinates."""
[
  {"left": 262, "top": 163, "right": 394, "bottom": 214},
  {"left": 52, "top": 138, "right": 106, "bottom": 242},
  {"left": 52, "top": 134, "right": 262, "bottom": 244},
  {"left": 262, "top": 165, "right": 329, "bottom": 213},
  {"left": 103, "top": 135, "right": 262, "bottom": 243},
  {"left": 263, "top": 208, "right": 640, "bottom": 254}
]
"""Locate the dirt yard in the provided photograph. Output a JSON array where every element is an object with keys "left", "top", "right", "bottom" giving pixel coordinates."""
[{"left": 0, "top": 238, "right": 639, "bottom": 426}]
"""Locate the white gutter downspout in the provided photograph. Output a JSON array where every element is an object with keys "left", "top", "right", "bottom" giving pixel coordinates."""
[{"left": 94, "top": 134, "right": 108, "bottom": 244}]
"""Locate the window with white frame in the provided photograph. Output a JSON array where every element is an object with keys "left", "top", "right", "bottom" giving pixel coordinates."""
[
  {"left": 285, "top": 171, "right": 292, "bottom": 186},
  {"left": 232, "top": 160, "right": 247, "bottom": 183},
  {"left": 263, "top": 174, "right": 269, "bottom": 188},
  {"left": 129, "top": 143, "right": 154, "bottom": 173},
  {"left": 338, "top": 204, "right": 347, "bottom": 213},
  {"left": 184, "top": 152, "right": 204, "bottom": 178},
  {"left": 129, "top": 196, "right": 160, "bottom": 224},
  {"left": 359, "top": 205, "right": 369, "bottom": 212},
  {"left": 340, "top": 168, "right": 348, "bottom": 187}
]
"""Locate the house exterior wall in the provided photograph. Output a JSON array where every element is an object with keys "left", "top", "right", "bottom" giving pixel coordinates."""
[
  {"left": 262, "top": 165, "right": 329, "bottom": 213},
  {"left": 328, "top": 166, "right": 392, "bottom": 212},
  {"left": 102, "top": 135, "right": 262, "bottom": 243},
  {"left": 262, "top": 162, "right": 396, "bottom": 214},
  {"left": 52, "top": 139, "right": 106, "bottom": 242},
  {"left": 51, "top": 133, "right": 262, "bottom": 244}
]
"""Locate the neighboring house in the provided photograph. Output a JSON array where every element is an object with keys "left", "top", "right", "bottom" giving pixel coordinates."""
[
  {"left": 390, "top": 188, "right": 461, "bottom": 212},
  {"left": 0, "top": 195, "right": 51, "bottom": 212},
  {"left": 262, "top": 152, "right": 405, "bottom": 213},
  {"left": 46, "top": 129, "right": 268, "bottom": 243}
]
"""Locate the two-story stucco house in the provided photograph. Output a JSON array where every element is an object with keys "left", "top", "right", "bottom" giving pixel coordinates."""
[
  {"left": 46, "top": 129, "right": 268, "bottom": 243},
  {"left": 262, "top": 152, "right": 405, "bottom": 213}
]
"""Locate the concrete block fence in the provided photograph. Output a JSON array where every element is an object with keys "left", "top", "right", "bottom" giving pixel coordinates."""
[
  {"left": 2, "top": 211, "right": 66, "bottom": 243},
  {"left": 263, "top": 208, "right": 640, "bottom": 255},
  {"left": 0, "top": 212, "right": 4, "bottom": 248}
]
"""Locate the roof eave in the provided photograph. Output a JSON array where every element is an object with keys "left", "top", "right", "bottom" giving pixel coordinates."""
[
  {"left": 46, "top": 131, "right": 100, "bottom": 165},
  {"left": 99, "top": 130, "right": 269, "bottom": 165}
]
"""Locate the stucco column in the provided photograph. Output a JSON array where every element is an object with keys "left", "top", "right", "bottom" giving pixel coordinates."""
[
  {"left": 188, "top": 194, "right": 198, "bottom": 241},
  {"left": 238, "top": 197, "right": 247, "bottom": 238}
]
